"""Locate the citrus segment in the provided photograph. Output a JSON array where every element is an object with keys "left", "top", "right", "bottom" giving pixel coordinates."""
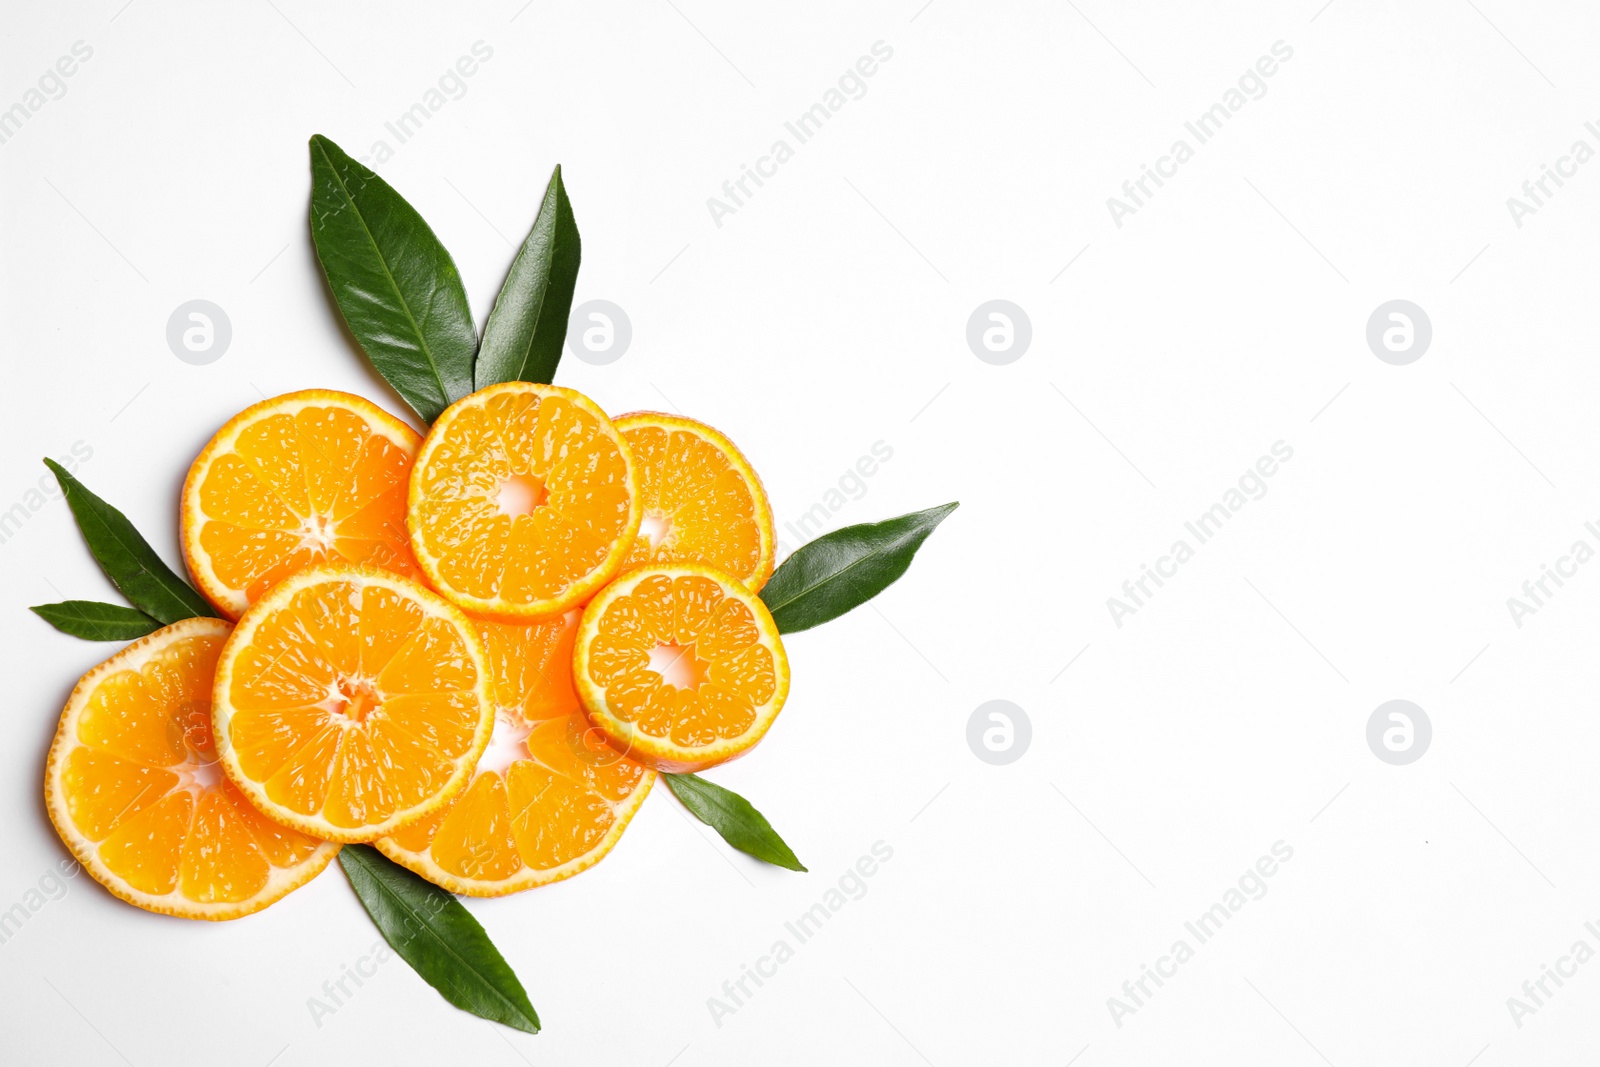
[
  {"left": 574, "top": 564, "right": 790, "bottom": 773},
  {"left": 377, "top": 613, "right": 655, "bottom": 896},
  {"left": 407, "top": 382, "right": 641, "bottom": 622},
  {"left": 44, "top": 618, "right": 339, "bottom": 920},
  {"left": 614, "top": 412, "right": 775, "bottom": 592},
  {"left": 212, "top": 565, "right": 493, "bottom": 843},
  {"left": 182, "top": 390, "right": 423, "bottom": 618}
]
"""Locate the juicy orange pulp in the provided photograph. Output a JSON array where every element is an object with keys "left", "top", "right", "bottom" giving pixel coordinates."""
[
  {"left": 45, "top": 619, "right": 339, "bottom": 919},
  {"left": 212, "top": 566, "right": 492, "bottom": 843},
  {"left": 615, "top": 412, "right": 775, "bottom": 592},
  {"left": 182, "top": 390, "right": 422, "bottom": 618},
  {"left": 575, "top": 564, "right": 790, "bottom": 773},
  {"left": 407, "top": 382, "right": 641, "bottom": 622},
  {"left": 378, "top": 613, "right": 655, "bottom": 895}
]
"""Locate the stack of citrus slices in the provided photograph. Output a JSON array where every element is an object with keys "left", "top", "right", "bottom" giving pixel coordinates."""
[{"left": 46, "top": 382, "right": 789, "bottom": 916}]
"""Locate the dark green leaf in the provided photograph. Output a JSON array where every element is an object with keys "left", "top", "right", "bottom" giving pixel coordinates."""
[
  {"left": 44, "top": 459, "right": 217, "bottom": 624},
  {"left": 474, "top": 165, "right": 582, "bottom": 389},
  {"left": 339, "top": 845, "right": 540, "bottom": 1034},
  {"left": 664, "top": 773, "right": 806, "bottom": 871},
  {"left": 31, "top": 601, "right": 163, "bottom": 641},
  {"left": 309, "top": 134, "right": 477, "bottom": 423},
  {"left": 759, "top": 502, "right": 958, "bottom": 634}
]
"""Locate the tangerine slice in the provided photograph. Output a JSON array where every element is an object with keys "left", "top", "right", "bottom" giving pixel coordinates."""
[
  {"left": 211, "top": 564, "right": 493, "bottom": 843},
  {"left": 182, "top": 389, "right": 423, "bottom": 618},
  {"left": 376, "top": 613, "right": 655, "bottom": 896},
  {"left": 613, "top": 412, "right": 775, "bottom": 592},
  {"left": 407, "top": 382, "right": 641, "bottom": 623},
  {"left": 574, "top": 564, "right": 790, "bottom": 773},
  {"left": 44, "top": 618, "right": 339, "bottom": 919}
]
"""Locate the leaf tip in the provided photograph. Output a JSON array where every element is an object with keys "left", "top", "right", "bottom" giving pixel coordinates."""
[
  {"left": 922, "top": 500, "right": 960, "bottom": 528},
  {"left": 309, "top": 133, "right": 349, "bottom": 168},
  {"left": 546, "top": 163, "right": 574, "bottom": 211},
  {"left": 42, "top": 457, "right": 72, "bottom": 492}
]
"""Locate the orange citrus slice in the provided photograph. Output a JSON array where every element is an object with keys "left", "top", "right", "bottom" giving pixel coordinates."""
[
  {"left": 182, "top": 389, "right": 423, "bottom": 619},
  {"left": 45, "top": 618, "right": 339, "bottom": 920},
  {"left": 407, "top": 382, "right": 641, "bottom": 623},
  {"left": 574, "top": 564, "right": 790, "bottom": 773},
  {"left": 614, "top": 412, "right": 775, "bottom": 592},
  {"left": 377, "top": 613, "right": 656, "bottom": 896},
  {"left": 212, "top": 564, "right": 493, "bottom": 843}
]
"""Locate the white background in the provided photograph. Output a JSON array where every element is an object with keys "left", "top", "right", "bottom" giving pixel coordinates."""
[{"left": 3, "top": 0, "right": 1599, "bottom": 1064}]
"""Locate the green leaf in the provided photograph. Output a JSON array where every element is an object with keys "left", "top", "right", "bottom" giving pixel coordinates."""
[
  {"left": 664, "top": 773, "right": 806, "bottom": 872},
  {"left": 474, "top": 165, "right": 582, "bottom": 389},
  {"left": 31, "top": 601, "right": 163, "bottom": 641},
  {"left": 309, "top": 134, "right": 477, "bottom": 423},
  {"left": 44, "top": 459, "right": 218, "bottom": 624},
  {"left": 338, "top": 845, "right": 540, "bottom": 1034},
  {"left": 759, "top": 502, "right": 958, "bottom": 634}
]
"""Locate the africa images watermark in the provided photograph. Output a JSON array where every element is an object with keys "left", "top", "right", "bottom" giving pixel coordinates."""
[
  {"left": 0, "top": 40, "right": 94, "bottom": 148},
  {"left": 1107, "top": 840, "right": 1295, "bottom": 1028},
  {"left": 1504, "top": 120, "right": 1600, "bottom": 229},
  {"left": 706, "top": 840, "right": 895, "bottom": 1027},
  {"left": 355, "top": 40, "right": 495, "bottom": 166},
  {"left": 1106, "top": 441, "right": 1294, "bottom": 628},
  {"left": 705, "top": 41, "right": 895, "bottom": 229},
  {"left": 1502, "top": 519, "right": 1600, "bottom": 629},
  {"left": 773, "top": 439, "right": 894, "bottom": 560},
  {"left": 1106, "top": 40, "right": 1294, "bottom": 228},
  {"left": 0, "top": 859, "right": 82, "bottom": 947},
  {"left": 1504, "top": 918, "right": 1600, "bottom": 1029},
  {"left": 306, "top": 938, "right": 398, "bottom": 1028},
  {"left": 0, "top": 440, "right": 93, "bottom": 547}
]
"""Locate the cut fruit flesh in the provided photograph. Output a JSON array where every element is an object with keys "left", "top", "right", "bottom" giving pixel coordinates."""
[
  {"left": 377, "top": 613, "right": 655, "bottom": 896},
  {"left": 211, "top": 564, "right": 493, "bottom": 843},
  {"left": 44, "top": 618, "right": 339, "bottom": 920},
  {"left": 574, "top": 564, "right": 790, "bottom": 773},
  {"left": 182, "top": 389, "right": 423, "bottom": 618},
  {"left": 614, "top": 411, "right": 775, "bottom": 592},
  {"left": 407, "top": 382, "right": 641, "bottom": 623}
]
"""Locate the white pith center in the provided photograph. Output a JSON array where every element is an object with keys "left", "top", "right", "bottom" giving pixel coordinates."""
[
  {"left": 298, "top": 513, "right": 339, "bottom": 552},
  {"left": 478, "top": 710, "right": 533, "bottom": 777},
  {"left": 639, "top": 511, "right": 672, "bottom": 550},
  {"left": 174, "top": 760, "right": 222, "bottom": 793},
  {"left": 497, "top": 474, "right": 548, "bottom": 517},
  {"left": 647, "top": 642, "right": 709, "bottom": 690},
  {"left": 318, "top": 676, "right": 383, "bottom": 725}
]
